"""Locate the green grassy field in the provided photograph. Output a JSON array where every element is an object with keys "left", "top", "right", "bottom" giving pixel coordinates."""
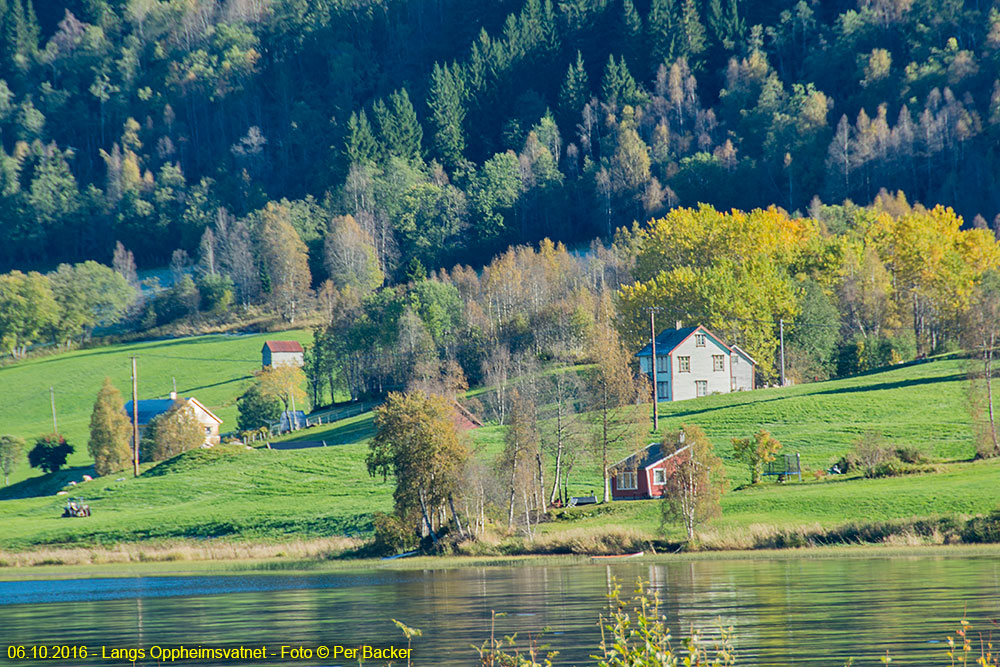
[
  {"left": 0, "top": 355, "right": 993, "bottom": 554},
  {"left": 0, "top": 331, "right": 311, "bottom": 483}
]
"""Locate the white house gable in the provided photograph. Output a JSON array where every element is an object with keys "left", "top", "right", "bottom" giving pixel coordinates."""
[{"left": 670, "top": 329, "right": 732, "bottom": 401}]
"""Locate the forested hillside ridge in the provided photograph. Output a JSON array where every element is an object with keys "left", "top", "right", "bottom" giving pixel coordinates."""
[
  {"left": 2, "top": 195, "right": 999, "bottom": 411},
  {"left": 3, "top": 0, "right": 1000, "bottom": 274}
]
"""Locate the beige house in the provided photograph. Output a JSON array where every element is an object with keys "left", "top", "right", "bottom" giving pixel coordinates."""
[{"left": 124, "top": 393, "right": 223, "bottom": 446}]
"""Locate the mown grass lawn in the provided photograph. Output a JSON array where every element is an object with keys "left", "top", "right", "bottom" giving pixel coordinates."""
[
  {"left": 0, "top": 445, "right": 391, "bottom": 550},
  {"left": 0, "top": 354, "right": 990, "bottom": 552},
  {"left": 0, "top": 331, "right": 312, "bottom": 483}
]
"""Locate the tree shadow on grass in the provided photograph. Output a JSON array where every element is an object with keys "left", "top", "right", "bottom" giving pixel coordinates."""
[{"left": 0, "top": 464, "right": 97, "bottom": 501}]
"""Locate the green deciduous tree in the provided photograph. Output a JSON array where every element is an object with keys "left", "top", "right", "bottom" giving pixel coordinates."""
[
  {"left": 141, "top": 400, "right": 204, "bottom": 462},
  {"left": 258, "top": 202, "right": 312, "bottom": 323},
  {"left": 731, "top": 429, "right": 782, "bottom": 484},
  {"left": 47, "top": 261, "right": 135, "bottom": 343},
  {"left": 586, "top": 304, "right": 647, "bottom": 502},
  {"left": 661, "top": 424, "right": 726, "bottom": 541},
  {"left": 28, "top": 433, "right": 74, "bottom": 474},
  {"left": 964, "top": 270, "right": 1000, "bottom": 458},
  {"left": 255, "top": 363, "right": 308, "bottom": 416},
  {"left": 88, "top": 377, "right": 133, "bottom": 476},
  {"left": 0, "top": 434, "right": 25, "bottom": 485},
  {"left": 236, "top": 383, "right": 283, "bottom": 432},
  {"left": 0, "top": 270, "right": 58, "bottom": 358},
  {"left": 324, "top": 214, "right": 383, "bottom": 296},
  {"left": 368, "top": 391, "right": 470, "bottom": 545}
]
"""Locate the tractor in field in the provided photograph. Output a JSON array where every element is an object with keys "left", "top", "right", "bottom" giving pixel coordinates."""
[{"left": 62, "top": 497, "right": 91, "bottom": 517}]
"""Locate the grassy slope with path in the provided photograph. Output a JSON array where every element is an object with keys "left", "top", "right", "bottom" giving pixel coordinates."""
[
  {"left": 0, "top": 331, "right": 312, "bottom": 483},
  {"left": 1, "top": 354, "right": 994, "bottom": 552}
]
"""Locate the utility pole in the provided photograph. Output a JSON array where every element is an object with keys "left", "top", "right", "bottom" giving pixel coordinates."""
[
  {"left": 779, "top": 318, "right": 786, "bottom": 387},
  {"left": 289, "top": 383, "right": 297, "bottom": 432},
  {"left": 131, "top": 356, "right": 140, "bottom": 477},
  {"left": 649, "top": 309, "right": 658, "bottom": 432},
  {"left": 49, "top": 387, "right": 57, "bottom": 433}
]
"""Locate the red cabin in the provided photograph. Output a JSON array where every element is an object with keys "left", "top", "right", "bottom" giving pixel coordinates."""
[{"left": 610, "top": 443, "right": 690, "bottom": 500}]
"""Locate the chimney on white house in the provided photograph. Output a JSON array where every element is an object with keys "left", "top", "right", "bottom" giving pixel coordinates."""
[
  {"left": 675, "top": 320, "right": 682, "bottom": 330},
  {"left": 169, "top": 391, "right": 177, "bottom": 400}
]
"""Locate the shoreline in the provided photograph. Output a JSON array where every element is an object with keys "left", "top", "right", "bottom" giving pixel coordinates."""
[{"left": 3, "top": 541, "right": 999, "bottom": 581}]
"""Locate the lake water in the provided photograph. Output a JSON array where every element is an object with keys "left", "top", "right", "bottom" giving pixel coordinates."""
[{"left": 2, "top": 554, "right": 999, "bottom": 666}]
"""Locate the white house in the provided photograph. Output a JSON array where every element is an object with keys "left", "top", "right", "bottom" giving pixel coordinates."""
[
  {"left": 636, "top": 324, "right": 756, "bottom": 402},
  {"left": 261, "top": 340, "right": 304, "bottom": 369}
]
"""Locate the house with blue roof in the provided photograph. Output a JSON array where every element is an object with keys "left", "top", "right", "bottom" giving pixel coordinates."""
[
  {"left": 636, "top": 323, "right": 755, "bottom": 402},
  {"left": 123, "top": 392, "right": 223, "bottom": 446}
]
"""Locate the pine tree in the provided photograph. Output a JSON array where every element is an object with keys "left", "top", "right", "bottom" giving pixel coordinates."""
[
  {"left": 428, "top": 63, "right": 467, "bottom": 169},
  {"left": 344, "top": 109, "right": 378, "bottom": 166},
  {"left": 88, "top": 377, "right": 133, "bottom": 476}
]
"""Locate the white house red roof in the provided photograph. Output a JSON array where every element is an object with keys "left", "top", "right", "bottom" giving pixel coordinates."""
[{"left": 263, "top": 340, "right": 304, "bottom": 353}]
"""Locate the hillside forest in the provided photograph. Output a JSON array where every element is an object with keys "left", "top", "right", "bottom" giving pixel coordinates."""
[
  {"left": 2, "top": 0, "right": 1000, "bottom": 272},
  {"left": 1, "top": 0, "right": 1000, "bottom": 411}
]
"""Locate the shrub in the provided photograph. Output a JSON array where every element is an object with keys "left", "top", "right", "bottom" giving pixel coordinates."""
[
  {"left": 372, "top": 511, "right": 419, "bottom": 555},
  {"left": 894, "top": 446, "right": 926, "bottom": 464},
  {"left": 962, "top": 509, "right": 1000, "bottom": 544},
  {"left": 27, "top": 434, "right": 74, "bottom": 473}
]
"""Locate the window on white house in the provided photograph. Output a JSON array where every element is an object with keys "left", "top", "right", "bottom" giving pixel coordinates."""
[
  {"left": 640, "top": 356, "right": 651, "bottom": 373},
  {"left": 656, "top": 355, "right": 669, "bottom": 372},
  {"left": 657, "top": 381, "right": 669, "bottom": 399},
  {"left": 695, "top": 333, "right": 706, "bottom": 347},
  {"left": 618, "top": 471, "right": 637, "bottom": 490},
  {"left": 713, "top": 355, "right": 725, "bottom": 371},
  {"left": 653, "top": 469, "right": 666, "bottom": 485},
  {"left": 696, "top": 380, "right": 708, "bottom": 397},
  {"left": 678, "top": 356, "right": 690, "bottom": 372},
  {"left": 204, "top": 426, "right": 211, "bottom": 437}
]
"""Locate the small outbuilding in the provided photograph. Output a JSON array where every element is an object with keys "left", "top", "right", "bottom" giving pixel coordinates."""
[
  {"left": 261, "top": 340, "right": 304, "bottom": 369},
  {"left": 610, "top": 442, "right": 690, "bottom": 501}
]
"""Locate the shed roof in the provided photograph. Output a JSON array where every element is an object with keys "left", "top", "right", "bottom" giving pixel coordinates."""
[{"left": 263, "top": 340, "right": 304, "bottom": 353}]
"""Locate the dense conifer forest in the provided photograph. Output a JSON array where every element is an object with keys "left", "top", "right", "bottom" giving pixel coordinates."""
[{"left": 3, "top": 0, "right": 1000, "bottom": 273}]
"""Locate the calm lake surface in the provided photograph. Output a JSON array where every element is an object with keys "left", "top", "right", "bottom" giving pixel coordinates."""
[{"left": 2, "top": 554, "right": 999, "bottom": 666}]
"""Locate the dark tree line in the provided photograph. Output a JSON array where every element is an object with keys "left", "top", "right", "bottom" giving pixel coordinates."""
[{"left": 4, "top": 0, "right": 1000, "bottom": 276}]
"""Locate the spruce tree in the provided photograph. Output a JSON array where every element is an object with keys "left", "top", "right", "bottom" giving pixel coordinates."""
[
  {"left": 646, "top": 0, "right": 676, "bottom": 71},
  {"left": 88, "top": 377, "right": 133, "bottom": 476},
  {"left": 344, "top": 109, "right": 378, "bottom": 166},
  {"left": 678, "top": 0, "right": 707, "bottom": 64},
  {"left": 620, "top": 0, "right": 643, "bottom": 69},
  {"left": 428, "top": 63, "right": 467, "bottom": 169},
  {"left": 375, "top": 88, "right": 423, "bottom": 162},
  {"left": 558, "top": 51, "right": 590, "bottom": 126},
  {"left": 602, "top": 56, "right": 643, "bottom": 109}
]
